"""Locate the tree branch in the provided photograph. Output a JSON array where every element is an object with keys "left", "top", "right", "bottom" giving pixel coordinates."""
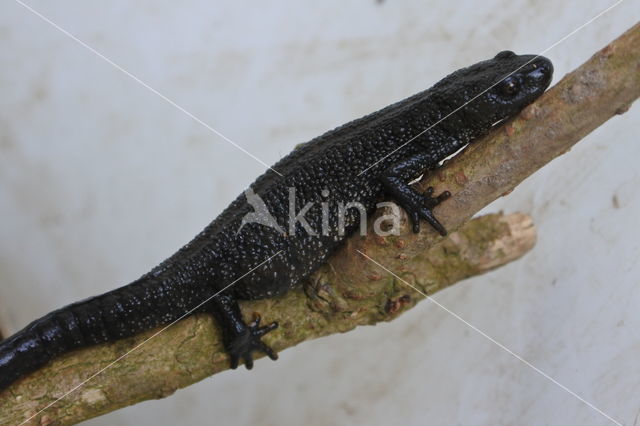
[
  {"left": 2, "top": 213, "right": 535, "bottom": 425},
  {"left": 2, "top": 21, "right": 639, "bottom": 426}
]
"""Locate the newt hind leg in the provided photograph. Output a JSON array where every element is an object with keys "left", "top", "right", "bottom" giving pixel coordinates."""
[{"left": 206, "top": 294, "right": 278, "bottom": 369}]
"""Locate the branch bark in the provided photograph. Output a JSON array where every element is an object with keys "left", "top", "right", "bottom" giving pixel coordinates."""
[
  {"left": 2, "top": 21, "right": 639, "bottom": 426},
  {"left": 1, "top": 213, "right": 535, "bottom": 425}
]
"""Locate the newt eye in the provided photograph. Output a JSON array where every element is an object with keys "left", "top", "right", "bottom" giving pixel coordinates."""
[{"left": 498, "top": 77, "right": 520, "bottom": 96}]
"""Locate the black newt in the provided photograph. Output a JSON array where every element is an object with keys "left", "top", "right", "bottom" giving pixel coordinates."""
[{"left": 0, "top": 51, "right": 552, "bottom": 391}]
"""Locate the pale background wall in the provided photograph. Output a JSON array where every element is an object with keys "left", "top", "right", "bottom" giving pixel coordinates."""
[{"left": 1, "top": 1, "right": 639, "bottom": 425}]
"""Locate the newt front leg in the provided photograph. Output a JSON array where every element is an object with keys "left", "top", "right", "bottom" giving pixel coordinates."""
[{"left": 381, "top": 151, "right": 451, "bottom": 236}]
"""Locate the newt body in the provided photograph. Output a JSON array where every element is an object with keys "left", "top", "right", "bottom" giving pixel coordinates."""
[{"left": 0, "top": 51, "right": 552, "bottom": 390}]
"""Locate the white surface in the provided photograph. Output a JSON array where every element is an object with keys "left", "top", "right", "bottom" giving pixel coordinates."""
[{"left": 1, "top": 1, "right": 639, "bottom": 425}]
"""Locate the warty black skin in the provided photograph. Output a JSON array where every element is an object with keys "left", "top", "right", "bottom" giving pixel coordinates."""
[{"left": 0, "top": 51, "right": 553, "bottom": 391}]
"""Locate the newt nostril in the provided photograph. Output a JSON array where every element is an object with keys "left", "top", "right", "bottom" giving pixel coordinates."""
[
  {"left": 526, "top": 58, "right": 554, "bottom": 88},
  {"left": 537, "top": 58, "right": 554, "bottom": 77}
]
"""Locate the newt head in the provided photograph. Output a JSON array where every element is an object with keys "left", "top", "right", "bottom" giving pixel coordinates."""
[
  {"left": 435, "top": 50, "right": 554, "bottom": 131},
  {"left": 486, "top": 50, "right": 554, "bottom": 110}
]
